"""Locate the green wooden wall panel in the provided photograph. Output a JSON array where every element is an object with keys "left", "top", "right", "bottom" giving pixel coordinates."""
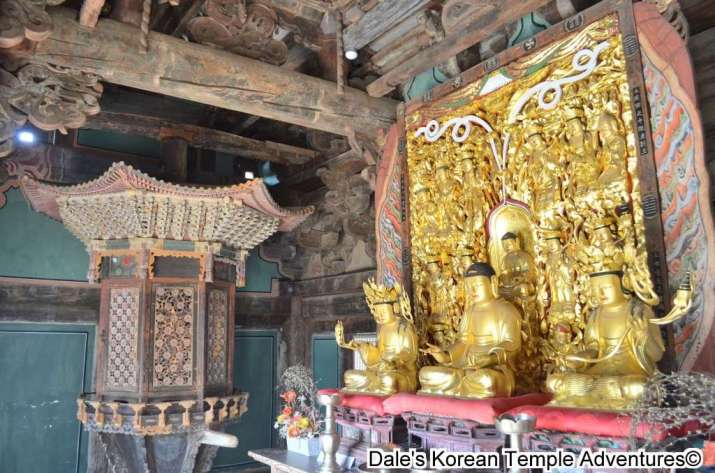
[
  {"left": 0, "top": 189, "right": 88, "bottom": 281},
  {"left": 212, "top": 330, "right": 277, "bottom": 470},
  {"left": 0, "top": 190, "right": 282, "bottom": 290},
  {"left": 0, "top": 323, "right": 95, "bottom": 473},
  {"left": 312, "top": 336, "right": 341, "bottom": 390},
  {"left": 76, "top": 129, "right": 161, "bottom": 158},
  {"left": 238, "top": 251, "right": 281, "bottom": 293}
]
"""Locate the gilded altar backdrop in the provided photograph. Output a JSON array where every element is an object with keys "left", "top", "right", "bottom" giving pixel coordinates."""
[{"left": 405, "top": 15, "right": 660, "bottom": 392}]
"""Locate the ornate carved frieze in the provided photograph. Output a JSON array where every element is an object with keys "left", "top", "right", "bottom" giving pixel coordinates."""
[
  {"left": 206, "top": 288, "right": 228, "bottom": 386},
  {"left": 21, "top": 162, "right": 313, "bottom": 248},
  {"left": 0, "top": 62, "right": 103, "bottom": 157},
  {"left": 77, "top": 394, "right": 248, "bottom": 436},
  {"left": 187, "top": 0, "right": 288, "bottom": 65},
  {"left": 153, "top": 286, "right": 195, "bottom": 388},
  {"left": 106, "top": 287, "right": 140, "bottom": 391}
]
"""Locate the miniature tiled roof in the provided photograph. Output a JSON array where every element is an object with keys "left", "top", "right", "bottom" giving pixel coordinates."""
[{"left": 21, "top": 162, "right": 314, "bottom": 250}]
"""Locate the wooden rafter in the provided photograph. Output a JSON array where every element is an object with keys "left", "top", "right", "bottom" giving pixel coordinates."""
[
  {"left": 342, "top": 0, "right": 431, "bottom": 52},
  {"left": 366, "top": 0, "right": 553, "bottom": 97},
  {"left": 34, "top": 8, "right": 397, "bottom": 137},
  {"left": 84, "top": 112, "right": 319, "bottom": 164}
]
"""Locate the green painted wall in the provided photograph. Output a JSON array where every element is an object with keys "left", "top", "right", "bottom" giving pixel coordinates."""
[
  {"left": 0, "top": 189, "right": 88, "bottom": 281},
  {"left": 76, "top": 129, "right": 161, "bottom": 158},
  {"left": 0, "top": 323, "right": 95, "bottom": 473},
  {"left": 239, "top": 251, "right": 281, "bottom": 293},
  {"left": 312, "top": 335, "right": 341, "bottom": 390},
  {"left": 213, "top": 330, "right": 277, "bottom": 470},
  {"left": 0, "top": 190, "right": 281, "bottom": 291}
]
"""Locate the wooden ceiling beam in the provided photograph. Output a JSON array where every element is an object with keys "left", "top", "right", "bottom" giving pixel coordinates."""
[
  {"left": 84, "top": 112, "right": 319, "bottom": 164},
  {"left": 35, "top": 8, "right": 397, "bottom": 137},
  {"left": 366, "top": 0, "right": 553, "bottom": 97}
]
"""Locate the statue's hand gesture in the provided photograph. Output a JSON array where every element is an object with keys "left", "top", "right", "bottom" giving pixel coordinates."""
[
  {"left": 630, "top": 315, "right": 649, "bottom": 337},
  {"left": 335, "top": 321, "right": 347, "bottom": 347},
  {"left": 419, "top": 342, "right": 441, "bottom": 354},
  {"left": 420, "top": 343, "right": 449, "bottom": 364},
  {"left": 335, "top": 321, "right": 356, "bottom": 350}
]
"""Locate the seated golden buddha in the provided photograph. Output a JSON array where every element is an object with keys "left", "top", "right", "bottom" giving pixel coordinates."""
[
  {"left": 335, "top": 279, "right": 418, "bottom": 396},
  {"left": 419, "top": 263, "right": 522, "bottom": 399},
  {"left": 498, "top": 232, "right": 536, "bottom": 303},
  {"left": 546, "top": 270, "right": 692, "bottom": 410}
]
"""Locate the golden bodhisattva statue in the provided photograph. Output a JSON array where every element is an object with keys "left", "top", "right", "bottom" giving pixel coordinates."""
[
  {"left": 542, "top": 235, "right": 577, "bottom": 326},
  {"left": 419, "top": 263, "right": 522, "bottom": 398},
  {"left": 520, "top": 121, "right": 562, "bottom": 227},
  {"left": 424, "top": 259, "right": 456, "bottom": 348},
  {"left": 546, "top": 271, "right": 693, "bottom": 410},
  {"left": 335, "top": 279, "right": 418, "bottom": 395},
  {"left": 595, "top": 111, "right": 629, "bottom": 205}
]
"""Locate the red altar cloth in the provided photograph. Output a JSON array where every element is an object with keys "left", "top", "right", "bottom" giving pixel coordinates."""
[
  {"left": 318, "top": 389, "right": 387, "bottom": 416},
  {"left": 382, "top": 392, "right": 552, "bottom": 424},
  {"left": 505, "top": 405, "right": 700, "bottom": 441}
]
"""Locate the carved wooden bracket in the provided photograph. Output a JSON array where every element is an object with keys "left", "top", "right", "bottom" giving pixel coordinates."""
[
  {"left": 0, "top": 0, "right": 67, "bottom": 54},
  {"left": 0, "top": 62, "right": 103, "bottom": 157},
  {"left": 187, "top": 0, "right": 289, "bottom": 65},
  {"left": 262, "top": 146, "right": 376, "bottom": 279}
]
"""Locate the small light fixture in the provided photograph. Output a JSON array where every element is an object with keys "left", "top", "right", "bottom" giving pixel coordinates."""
[
  {"left": 244, "top": 171, "right": 255, "bottom": 180},
  {"left": 345, "top": 49, "right": 358, "bottom": 60},
  {"left": 17, "top": 130, "right": 35, "bottom": 144}
]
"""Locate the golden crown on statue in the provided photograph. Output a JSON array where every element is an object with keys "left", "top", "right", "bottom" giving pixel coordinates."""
[
  {"left": 579, "top": 214, "right": 626, "bottom": 274},
  {"left": 363, "top": 278, "right": 414, "bottom": 323},
  {"left": 363, "top": 278, "right": 398, "bottom": 306}
]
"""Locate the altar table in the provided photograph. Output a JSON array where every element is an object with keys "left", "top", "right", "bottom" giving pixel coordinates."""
[{"left": 248, "top": 449, "right": 330, "bottom": 473}]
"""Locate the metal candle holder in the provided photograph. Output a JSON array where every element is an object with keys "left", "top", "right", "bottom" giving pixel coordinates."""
[
  {"left": 317, "top": 392, "right": 342, "bottom": 473},
  {"left": 496, "top": 412, "right": 536, "bottom": 473}
]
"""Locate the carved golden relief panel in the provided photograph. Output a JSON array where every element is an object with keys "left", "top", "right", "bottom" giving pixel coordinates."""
[
  {"left": 206, "top": 289, "right": 228, "bottom": 385},
  {"left": 153, "top": 286, "right": 195, "bottom": 388},
  {"left": 106, "top": 287, "right": 140, "bottom": 390},
  {"left": 406, "top": 15, "right": 658, "bottom": 390}
]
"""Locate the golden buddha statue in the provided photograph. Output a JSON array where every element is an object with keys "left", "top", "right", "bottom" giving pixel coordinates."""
[
  {"left": 562, "top": 102, "right": 598, "bottom": 198},
  {"left": 459, "top": 148, "right": 490, "bottom": 251},
  {"left": 546, "top": 271, "right": 693, "bottom": 410},
  {"left": 335, "top": 279, "right": 418, "bottom": 395},
  {"left": 542, "top": 235, "right": 576, "bottom": 325},
  {"left": 419, "top": 263, "right": 522, "bottom": 399},
  {"left": 520, "top": 121, "right": 562, "bottom": 227},
  {"left": 498, "top": 232, "right": 537, "bottom": 304},
  {"left": 595, "top": 111, "right": 629, "bottom": 205},
  {"left": 424, "top": 259, "right": 456, "bottom": 348}
]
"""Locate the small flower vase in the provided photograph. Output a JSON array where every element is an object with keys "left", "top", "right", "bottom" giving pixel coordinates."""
[{"left": 287, "top": 435, "right": 321, "bottom": 456}]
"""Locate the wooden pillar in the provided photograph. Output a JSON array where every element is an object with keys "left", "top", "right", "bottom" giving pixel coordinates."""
[
  {"left": 160, "top": 137, "right": 188, "bottom": 183},
  {"left": 288, "top": 294, "right": 307, "bottom": 366}
]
